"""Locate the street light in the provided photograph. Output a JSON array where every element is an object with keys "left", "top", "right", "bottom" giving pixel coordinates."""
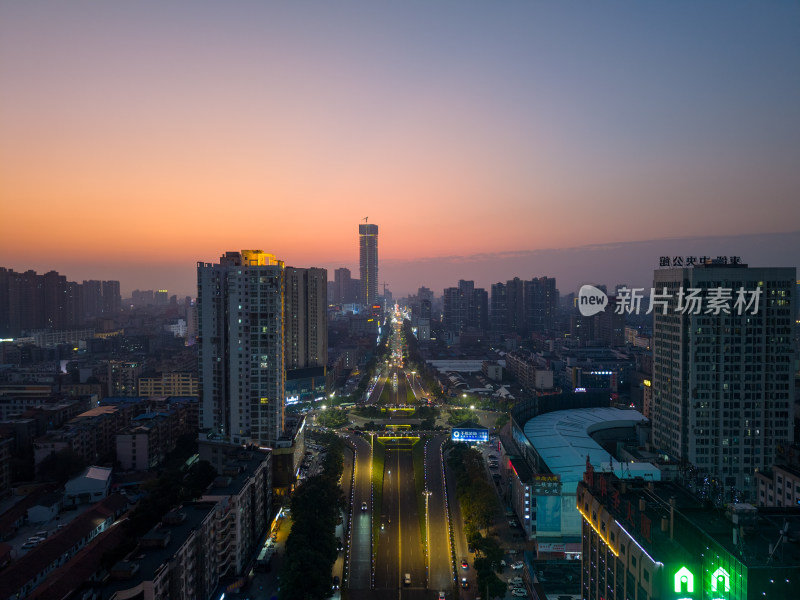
[{"left": 424, "top": 489, "right": 433, "bottom": 585}]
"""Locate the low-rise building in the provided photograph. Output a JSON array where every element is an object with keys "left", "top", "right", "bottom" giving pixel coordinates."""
[
  {"left": 138, "top": 372, "right": 198, "bottom": 397},
  {"left": 64, "top": 466, "right": 112, "bottom": 506},
  {"left": 0, "top": 493, "right": 128, "bottom": 599},
  {"left": 755, "top": 463, "right": 800, "bottom": 508},
  {"left": 26, "top": 491, "right": 63, "bottom": 523}
]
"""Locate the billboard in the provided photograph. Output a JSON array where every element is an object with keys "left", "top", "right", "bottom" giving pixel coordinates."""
[
  {"left": 451, "top": 427, "right": 489, "bottom": 443},
  {"left": 535, "top": 495, "right": 561, "bottom": 533}
]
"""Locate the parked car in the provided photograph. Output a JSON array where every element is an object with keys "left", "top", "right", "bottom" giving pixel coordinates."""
[
  {"left": 508, "top": 577, "right": 523, "bottom": 585},
  {"left": 511, "top": 589, "right": 527, "bottom": 598},
  {"left": 511, "top": 561, "right": 524, "bottom": 570}
]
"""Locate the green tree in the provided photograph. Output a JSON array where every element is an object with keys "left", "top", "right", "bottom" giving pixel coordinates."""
[{"left": 37, "top": 448, "right": 85, "bottom": 484}]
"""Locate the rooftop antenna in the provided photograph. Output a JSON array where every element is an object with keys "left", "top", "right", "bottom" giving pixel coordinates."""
[{"left": 767, "top": 521, "right": 789, "bottom": 564}]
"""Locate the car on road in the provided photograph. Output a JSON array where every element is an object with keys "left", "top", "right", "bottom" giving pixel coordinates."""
[
  {"left": 461, "top": 577, "right": 469, "bottom": 589},
  {"left": 508, "top": 520, "right": 519, "bottom": 528},
  {"left": 511, "top": 589, "right": 527, "bottom": 597},
  {"left": 332, "top": 575, "right": 340, "bottom": 589},
  {"left": 361, "top": 501, "right": 368, "bottom": 511},
  {"left": 508, "top": 576, "right": 523, "bottom": 584},
  {"left": 461, "top": 558, "right": 469, "bottom": 569},
  {"left": 511, "top": 561, "right": 524, "bottom": 570},
  {"left": 21, "top": 541, "right": 39, "bottom": 549},
  {"left": 438, "top": 592, "right": 446, "bottom": 599},
  {"left": 404, "top": 573, "right": 411, "bottom": 586}
]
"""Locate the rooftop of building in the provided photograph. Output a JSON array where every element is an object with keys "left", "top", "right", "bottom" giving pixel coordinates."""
[
  {"left": 75, "top": 405, "right": 119, "bottom": 418},
  {"left": 100, "top": 502, "right": 218, "bottom": 598},
  {"left": 200, "top": 445, "right": 271, "bottom": 497},
  {"left": 581, "top": 472, "right": 800, "bottom": 570},
  {"left": 759, "top": 462, "right": 800, "bottom": 481},
  {"left": 522, "top": 407, "right": 660, "bottom": 492},
  {"left": 101, "top": 397, "right": 147, "bottom": 405}
]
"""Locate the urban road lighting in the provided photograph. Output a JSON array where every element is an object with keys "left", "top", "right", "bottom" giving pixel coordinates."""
[{"left": 424, "top": 489, "right": 433, "bottom": 582}]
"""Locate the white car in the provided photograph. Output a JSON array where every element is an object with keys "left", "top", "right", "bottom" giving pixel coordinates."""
[
  {"left": 511, "top": 561, "right": 524, "bottom": 570},
  {"left": 511, "top": 589, "right": 527, "bottom": 598},
  {"left": 508, "top": 577, "right": 523, "bottom": 585}
]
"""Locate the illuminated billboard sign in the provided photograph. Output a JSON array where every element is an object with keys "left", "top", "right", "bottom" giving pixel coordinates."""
[{"left": 451, "top": 427, "right": 488, "bottom": 443}]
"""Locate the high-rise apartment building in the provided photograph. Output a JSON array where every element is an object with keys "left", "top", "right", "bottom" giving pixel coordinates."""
[
  {"left": 101, "top": 280, "right": 121, "bottom": 314},
  {"left": 524, "top": 276, "right": 558, "bottom": 332},
  {"left": 359, "top": 223, "right": 378, "bottom": 307},
  {"left": 652, "top": 263, "right": 795, "bottom": 498},
  {"left": 505, "top": 277, "right": 526, "bottom": 334},
  {"left": 82, "top": 280, "right": 103, "bottom": 319},
  {"left": 333, "top": 267, "right": 352, "bottom": 305},
  {"left": 0, "top": 268, "right": 120, "bottom": 336},
  {"left": 284, "top": 267, "right": 328, "bottom": 370},
  {"left": 490, "top": 282, "right": 507, "bottom": 334},
  {"left": 197, "top": 250, "right": 285, "bottom": 446},
  {"left": 442, "top": 287, "right": 466, "bottom": 334}
]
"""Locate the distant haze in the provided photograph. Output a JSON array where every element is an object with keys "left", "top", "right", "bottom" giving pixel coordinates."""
[{"left": 7, "top": 231, "right": 798, "bottom": 301}]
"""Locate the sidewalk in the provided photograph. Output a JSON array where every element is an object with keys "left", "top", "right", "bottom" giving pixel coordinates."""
[{"left": 248, "top": 515, "right": 293, "bottom": 600}]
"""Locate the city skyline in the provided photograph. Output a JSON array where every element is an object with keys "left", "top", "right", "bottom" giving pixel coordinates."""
[
  {"left": 2, "top": 1, "right": 799, "bottom": 298},
  {"left": 1, "top": 230, "right": 798, "bottom": 302}
]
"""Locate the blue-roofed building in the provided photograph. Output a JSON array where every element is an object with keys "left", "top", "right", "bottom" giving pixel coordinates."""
[{"left": 504, "top": 405, "right": 661, "bottom": 558}]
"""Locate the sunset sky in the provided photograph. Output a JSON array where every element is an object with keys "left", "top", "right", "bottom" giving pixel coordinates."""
[{"left": 1, "top": 1, "right": 799, "bottom": 297}]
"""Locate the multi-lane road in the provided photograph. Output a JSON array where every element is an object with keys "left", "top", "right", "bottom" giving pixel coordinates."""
[
  {"left": 346, "top": 430, "right": 454, "bottom": 600},
  {"left": 345, "top": 309, "right": 462, "bottom": 599}
]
